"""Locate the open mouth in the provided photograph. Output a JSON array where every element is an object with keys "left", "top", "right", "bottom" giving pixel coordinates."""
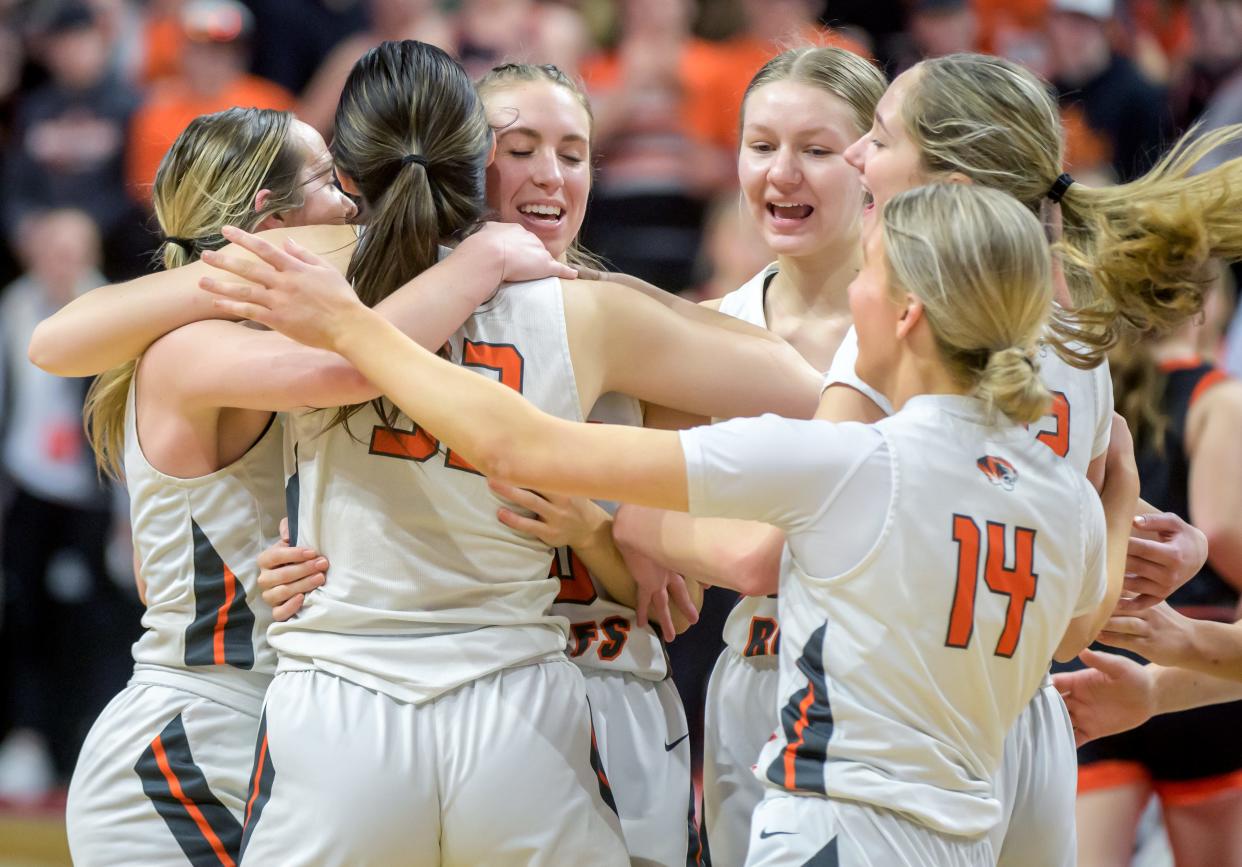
[
  {"left": 518, "top": 203, "right": 565, "bottom": 223},
  {"left": 767, "top": 202, "right": 814, "bottom": 222}
]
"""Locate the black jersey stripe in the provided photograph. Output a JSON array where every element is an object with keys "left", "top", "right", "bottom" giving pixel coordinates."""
[{"left": 184, "top": 519, "right": 255, "bottom": 669}]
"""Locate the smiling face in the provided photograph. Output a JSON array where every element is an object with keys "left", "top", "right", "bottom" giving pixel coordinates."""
[
  {"left": 844, "top": 69, "right": 929, "bottom": 219},
  {"left": 482, "top": 80, "right": 592, "bottom": 259},
  {"left": 738, "top": 80, "right": 866, "bottom": 260}
]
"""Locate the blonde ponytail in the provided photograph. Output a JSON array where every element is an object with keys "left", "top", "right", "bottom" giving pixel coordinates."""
[
  {"left": 83, "top": 107, "right": 305, "bottom": 479},
  {"left": 905, "top": 54, "right": 1242, "bottom": 367}
]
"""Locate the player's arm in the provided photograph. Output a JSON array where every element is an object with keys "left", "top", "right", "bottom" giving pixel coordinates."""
[
  {"left": 568, "top": 278, "right": 822, "bottom": 422},
  {"left": 1186, "top": 379, "right": 1242, "bottom": 591},
  {"left": 28, "top": 224, "right": 356, "bottom": 376},
  {"left": 29, "top": 222, "right": 565, "bottom": 378},
  {"left": 579, "top": 268, "right": 789, "bottom": 348},
  {"left": 144, "top": 226, "right": 574, "bottom": 411},
  {"left": 612, "top": 506, "right": 781, "bottom": 598},
  {"left": 1099, "top": 603, "right": 1242, "bottom": 680},
  {"left": 1055, "top": 652, "right": 1242, "bottom": 744},
  {"left": 1055, "top": 415, "right": 1139, "bottom": 662}
]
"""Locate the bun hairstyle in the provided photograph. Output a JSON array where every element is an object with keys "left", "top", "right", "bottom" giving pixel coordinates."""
[
  {"left": 85, "top": 107, "right": 306, "bottom": 479},
  {"left": 328, "top": 40, "right": 491, "bottom": 432},
  {"left": 881, "top": 184, "right": 1054, "bottom": 425},
  {"left": 904, "top": 53, "right": 1242, "bottom": 367}
]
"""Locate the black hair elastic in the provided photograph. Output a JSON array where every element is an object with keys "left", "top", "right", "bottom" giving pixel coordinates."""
[
  {"left": 1046, "top": 173, "right": 1074, "bottom": 204},
  {"left": 164, "top": 236, "right": 196, "bottom": 253},
  {"left": 401, "top": 154, "right": 429, "bottom": 169}
]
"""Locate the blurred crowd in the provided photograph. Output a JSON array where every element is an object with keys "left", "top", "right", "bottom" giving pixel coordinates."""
[{"left": 2, "top": 0, "right": 1242, "bottom": 813}]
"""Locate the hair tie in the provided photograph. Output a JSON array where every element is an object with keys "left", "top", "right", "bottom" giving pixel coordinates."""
[
  {"left": 1046, "top": 173, "right": 1074, "bottom": 204},
  {"left": 164, "top": 236, "right": 196, "bottom": 252},
  {"left": 401, "top": 154, "right": 429, "bottom": 170}
]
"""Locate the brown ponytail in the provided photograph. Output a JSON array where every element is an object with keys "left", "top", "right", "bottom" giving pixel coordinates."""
[{"left": 328, "top": 40, "right": 492, "bottom": 432}]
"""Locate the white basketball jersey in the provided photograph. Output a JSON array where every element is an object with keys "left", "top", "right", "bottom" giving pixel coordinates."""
[
  {"left": 125, "top": 380, "right": 283, "bottom": 703},
  {"left": 271, "top": 277, "right": 583, "bottom": 705},
  {"left": 826, "top": 325, "right": 1114, "bottom": 474},
  {"left": 680, "top": 398, "right": 1107, "bottom": 837},
  {"left": 549, "top": 391, "right": 667, "bottom": 680},
  {"left": 717, "top": 263, "right": 783, "bottom": 658}
]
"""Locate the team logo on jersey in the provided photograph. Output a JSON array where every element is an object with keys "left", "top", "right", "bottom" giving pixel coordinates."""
[{"left": 977, "top": 455, "right": 1019, "bottom": 490}]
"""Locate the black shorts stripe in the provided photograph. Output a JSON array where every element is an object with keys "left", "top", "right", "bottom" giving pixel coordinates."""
[
  {"left": 686, "top": 779, "right": 706, "bottom": 866},
  {"left": 240, "top": 712, "right": 275, "bottom": 858},
  {"left": 806, "top": 836, "right": 839, "bottom": 866},
  {"left": 133, "top": 714, "right": 243, "bottom": 867},
  {"left": 184, "top": 519, "right": 255, "bottom": 669},
  {"left": 584, "top": 698, "right": 618, "bottom": 816}
]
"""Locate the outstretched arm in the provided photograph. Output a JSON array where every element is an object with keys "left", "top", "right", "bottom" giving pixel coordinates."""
[
  {"left": 1054, "top": 651, "right": 1242, "bottom": 745},
  {"left": 29, "top": 222, "right": 571, "bottom": 377}
]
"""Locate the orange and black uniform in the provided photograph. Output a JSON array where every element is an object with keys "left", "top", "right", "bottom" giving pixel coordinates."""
[{"left": 1077, "top": 359, "right": 1242, "bottom": 803}]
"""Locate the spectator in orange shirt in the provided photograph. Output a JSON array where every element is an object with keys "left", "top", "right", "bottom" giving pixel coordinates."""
[
  {"left": 711, "top": 0, "right": 872, "bottom": 152},
  {"left": 126, "top": 0, "right": 293, "bottom": 205},
  {"left": 578, "top": 0, "right": 736, "bottom": 291}
]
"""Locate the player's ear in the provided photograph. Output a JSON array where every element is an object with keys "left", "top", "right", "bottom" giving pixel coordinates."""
[
  {"left": 896, "top": 294, "right": 923, "bottom": 339},
  {"left": 336, "top": 170, "right": 361, "bottom": 196},
  {"left": 253, "top": 189, "right": 285, "bottom": 230}
]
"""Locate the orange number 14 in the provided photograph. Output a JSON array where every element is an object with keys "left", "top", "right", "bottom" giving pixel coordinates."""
[{"left": 947, "top": 515, "right": 1039, "bottom": 658}]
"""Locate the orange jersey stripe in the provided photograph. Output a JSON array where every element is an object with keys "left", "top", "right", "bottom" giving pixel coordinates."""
[
  {"left": 212, "top": 565, "right": 237, "bottom": 665},
  {"left": 245, "top": 733, "right": 269, "bottom": 826},
  {"left": 151, "top": 735, "right": 238, "bottom": 867},
  {"left": 783, "top": 686, "right": 817, "bottom": 788},
  {"left": 1190, "top": 369, "right": 1229, "bottom": 408}
]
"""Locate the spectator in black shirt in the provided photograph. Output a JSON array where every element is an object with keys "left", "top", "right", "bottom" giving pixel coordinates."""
[
  {"left": 1048, "top": 0, "right": 1173, "bottom": 181},
  {"left": 2, "top": 4, "right": 148, "bottom": 280}
]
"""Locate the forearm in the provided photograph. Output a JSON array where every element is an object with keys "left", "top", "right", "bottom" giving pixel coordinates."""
[
  {"left": 332, "top": 308, "right": 688, "bottom": 509},
  {"left": 375, "top": 247, "right": 496, "bottom": 352},
  {"left": 571, "top": 515, "right": 639, "bottom": 612},
  {"left": 613, "top": 506, "right": 782, "bottom": 596},
  {"left": 597, "top": 270, "right": 785, "bottom": 346},
  {"left": 30, "top": 273, "right": 218, "bottom": 375},
  {"left": 1174, "top": 619, "right": 1242, "bottom": 681},
  {"left": 1150, "top": 663, "right": 1242, "bottom": 714}
]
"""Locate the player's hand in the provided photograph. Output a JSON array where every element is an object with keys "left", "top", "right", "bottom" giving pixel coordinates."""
[
  {"left": 1097, "top": 601, "right": 1198, "bottom": 668},
  {"left": 669, "top": 576, "right": 705, "bottom": 636},
  {"left": 1052, "top": 649, "right": 1156, "bottom": 746},
  {"left": 256, "top": 524, "right": 328, "bottom": 621},
  {"left": 616, "top": 542, "right": 684, "bottom": 643},
  {"left": 1123, "top": 512, "right": 1207, "bottom": 609},
  {"left": 487, "top": 481, "right": 605, "bottom": 550},
  {"left": 458, "top": 222, "right": 577, "bottom": 289},
  {"left": 200, "top": 225, "right": 369, "bottom": 351}
]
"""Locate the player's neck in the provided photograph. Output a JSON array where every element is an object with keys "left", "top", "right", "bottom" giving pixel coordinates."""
[
  {"left": 768, "top": 243, "right": 856, "bottom": 318},
  {"left": 887, "top": 350, "right": 970, "bottom": 412}
]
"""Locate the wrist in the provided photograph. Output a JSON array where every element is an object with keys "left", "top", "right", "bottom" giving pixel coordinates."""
[
  {"left": 456, "top": 233, "right": 505, "bottom": 297},
  {"left": 330, "top": 304, "right": 382, "bottom": 356},
  {"left": 569, "top": 507, "right": 610, "bottom": 554}
]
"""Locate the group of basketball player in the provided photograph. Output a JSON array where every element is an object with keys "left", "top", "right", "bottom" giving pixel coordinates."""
[{"left": 24, "top": 33, "right": 1242, "bottom": 867}]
